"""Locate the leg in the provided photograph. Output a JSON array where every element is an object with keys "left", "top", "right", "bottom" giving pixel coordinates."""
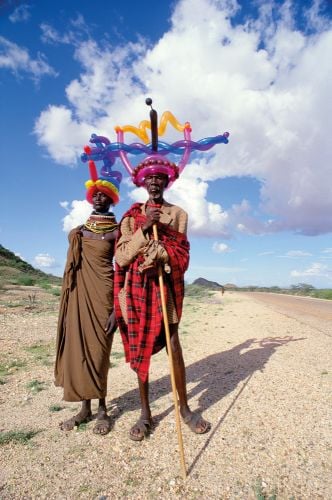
[
  {"left": 93, "top": 397, "right": 112, "bottom": 435},
  {"left": 170, "top": 324, "right": 211, "bottom": 434},
  {"left": 60, "top": 399, "right": 92, "bottom": 431},
  {"left": 129, "top": 375, "right": 153, "bottom": 441}
]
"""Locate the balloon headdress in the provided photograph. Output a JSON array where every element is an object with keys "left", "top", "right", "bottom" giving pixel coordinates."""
[
  {"left": 81, "top": 98, "right": 229, "bottom": 190},
  {"left": 82, "top": 142, "right": 122, "bottom": 205}
]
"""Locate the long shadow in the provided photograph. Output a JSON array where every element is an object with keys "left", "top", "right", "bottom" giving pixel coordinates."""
[{"left": 110, "top": 335, "right": 305, "bottom": 424}]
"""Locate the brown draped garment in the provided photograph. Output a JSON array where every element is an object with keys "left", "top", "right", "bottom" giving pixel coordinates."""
[{"left": 54, "top": 228, "right": 114, "bottom": 401}]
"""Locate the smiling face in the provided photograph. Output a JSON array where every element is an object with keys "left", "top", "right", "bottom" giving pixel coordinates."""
[
  {"left": 92, "top": 191, "right": 113, "bottom": 212},
  {"left": 144, "top": 173, "right": 169, "bottom": 203}
]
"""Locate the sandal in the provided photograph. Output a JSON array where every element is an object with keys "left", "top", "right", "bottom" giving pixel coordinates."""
[
  {"left": 93, "top": 417, "right": 112, "bottom": 436},
  {"left": 129, "top": 417, "right": 153, "bottom": 441},
  {"left": 59, "top": 413, "right": 92, "bottom": 431},
  {"left": 183, "top": 412, "right": 211, "bottom": 434}
]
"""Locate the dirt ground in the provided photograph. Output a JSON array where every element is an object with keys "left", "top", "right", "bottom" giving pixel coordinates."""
[{"left": 0, "top": 287, "right": 331, "bottom": 499}]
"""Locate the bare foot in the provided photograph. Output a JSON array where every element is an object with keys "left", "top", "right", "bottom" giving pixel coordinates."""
[
  {"left": 93, "top": 409, "right": 112, "bottom": 435},
  {"left": 60, "top": 409, "right": 92, "bottom": 431}
]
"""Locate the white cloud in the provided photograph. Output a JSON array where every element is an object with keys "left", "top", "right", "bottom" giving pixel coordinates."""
[
  {"left": 60, "top": 201, "right": 69, "bottom": 210},
  {"left": 212, "top": 242, "right": 232, "bottom": 253},
  {"left": 258, "top": 251, "right": 275, "bottom": 256},
  {"left": 280, "top": 250, "right": 313, "bottom": 258},
  {"left": 9, "top": 4, "right": 31, "bottom": 23},
  {"left": 291, "top": 262, "right": 331, "bottom": 278},
  {"left": 322, "top": 248, "right": 332, "bottom": 254},
  {"left": 62, "top": 199, "right": 91, "bottom": 232},
  {"left": 0, "top": 36, "right": 56, "bottom": 81},
  {"left": 40, "top": 15, "right": 91, "bottom": 45},
  {"left": 40, "top": 23, "right": 73, "bottom": 45},
  {"left": 34, "top": 106, "right": 93, "bottom": 164},
  {"left": 34, "top": 253, "right": 56, "bottom": 268},
  {"left": 34, "top": 0, "right": 332, "bottom": 236}
]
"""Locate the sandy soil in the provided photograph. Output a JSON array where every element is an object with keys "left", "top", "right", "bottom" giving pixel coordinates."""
[{"left": 0, "top": 288, "right": 331, "bottom": 499}]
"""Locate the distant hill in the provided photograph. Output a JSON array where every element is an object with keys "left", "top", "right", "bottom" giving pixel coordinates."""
[
  {"left": 192, "top": 277, "right": 224, "bottom": 289},
  {"left": 0, "top": 244, "right": 61, "bottom": 287},
  {"left": 223, "top": 283, "right": 238, "bottom": 289}
]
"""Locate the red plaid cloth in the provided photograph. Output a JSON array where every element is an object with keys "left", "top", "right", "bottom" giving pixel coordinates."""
[{"left": 114, "top": 203, "right": 190, "bottom": 382}]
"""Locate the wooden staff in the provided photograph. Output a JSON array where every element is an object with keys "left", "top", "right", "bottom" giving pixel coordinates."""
[{"left": 153, "top": 223, "right": 187, "bottom": 479}]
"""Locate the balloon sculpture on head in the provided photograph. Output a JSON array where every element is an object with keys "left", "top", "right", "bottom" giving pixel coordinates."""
[{"left": 81, "top": 97, "right": 229, "bottom": 190}]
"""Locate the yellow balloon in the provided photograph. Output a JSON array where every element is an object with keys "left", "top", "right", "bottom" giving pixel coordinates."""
[{"left": 115, "top": 111, "right": 189, "bottom": 142}]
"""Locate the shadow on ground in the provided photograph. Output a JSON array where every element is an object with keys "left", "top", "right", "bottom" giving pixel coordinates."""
[{"left": 111, "top": 335, "right": 305, "bottom": 421}]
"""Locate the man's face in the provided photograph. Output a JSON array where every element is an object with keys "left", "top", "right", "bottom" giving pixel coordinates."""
[
  {"left": 92, "top": 191, "right": 112, "bottom": 212},
  {"left": 144, "top": 174, "right": 168, "bottom": 200}
]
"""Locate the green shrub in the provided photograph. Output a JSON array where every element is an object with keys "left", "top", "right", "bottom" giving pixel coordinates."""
[
  {"left": 0, "top": 430, "right": 39, "bottom": 445},
  {"left": 39, "top": 281, "right": 51, "bottom": 290},
  {"left": 26, "top": 379, "right": 45, "bottom": 393},
  {"left": 185, "top": 284, "right": 209, "bottom": 298},
  {"left": 16, "top": 276, "right": 36, "bottom": 286},
  {"left": 49, "top": 404, "right": 64, "bottom": 412}
]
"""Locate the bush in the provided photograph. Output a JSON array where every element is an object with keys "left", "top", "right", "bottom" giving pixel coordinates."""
[
  {"left": 185, "top": 284, "right": 210, "bottom": 298},
  {"left": 15, "top": 276, "right": 36, "bottom": 286},
  {"left": 313, "top": 289, "right": 332, "bottom": 300},
  {"left": 39, "top": 281, "right": 51, "bottom": 290}
]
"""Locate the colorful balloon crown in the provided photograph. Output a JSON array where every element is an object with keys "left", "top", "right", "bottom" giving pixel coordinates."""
[
  {"left": 81, "top": 98, "right": 229, "bottom": 190},
  {"left": 82, "top": 142, "right": 122, "bottom": 205}
]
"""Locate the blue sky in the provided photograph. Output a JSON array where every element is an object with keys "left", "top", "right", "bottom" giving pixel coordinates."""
[{"left": 1, "top": 0, "right": 332, "bottom": 288}]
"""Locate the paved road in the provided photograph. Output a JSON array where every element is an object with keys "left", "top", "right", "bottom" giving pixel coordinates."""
[{"left": 243, "top": 292, "right": 332, "bottom": 336}]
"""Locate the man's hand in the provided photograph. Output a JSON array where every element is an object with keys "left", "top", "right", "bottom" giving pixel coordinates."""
[
  {"left": 142, "top": 205, "right": 162, "bottom": 233},
  {"left": 105, "top": 310, "right": 117, "bottom": 335}
]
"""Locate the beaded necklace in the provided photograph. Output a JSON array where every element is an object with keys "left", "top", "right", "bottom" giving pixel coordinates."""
[{"left": 84, "top": 213, "right": 118, "bottom": 235}]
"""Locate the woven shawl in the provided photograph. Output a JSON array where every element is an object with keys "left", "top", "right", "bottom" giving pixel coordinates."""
[{"left": 114, "top": 203, "right": 190, "bottom": 382}]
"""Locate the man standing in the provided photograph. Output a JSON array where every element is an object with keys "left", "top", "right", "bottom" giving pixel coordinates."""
[
  {"left": 114, "top": 156, "right": 210, "bottom": 441},
  {"left": 55, "top": 158, "right": 120, "bottom": 435}
]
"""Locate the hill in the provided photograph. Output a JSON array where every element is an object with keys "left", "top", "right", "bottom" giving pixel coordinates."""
[
  {"left": 0, "top": 244, "right": 62, "bottom": 288},
  {"left": 192, "top": 277, "right": 224, "bottom": 289}
]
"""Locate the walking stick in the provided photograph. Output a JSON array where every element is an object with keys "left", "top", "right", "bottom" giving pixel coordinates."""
[{"left": 153, "top": 223, "right": 187, "bottom": 479}]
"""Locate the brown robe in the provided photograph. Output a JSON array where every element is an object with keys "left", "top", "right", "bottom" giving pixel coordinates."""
[{"left": 54, "top": 228, "right": 114, "bottom": 401}]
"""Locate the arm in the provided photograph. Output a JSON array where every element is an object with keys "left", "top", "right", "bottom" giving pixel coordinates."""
[
  {"left": 105, "top": 309, "right": 117, "bottom": 335},
  {"left": 115, "top": 217, "right": 149, "bottom": 267}
]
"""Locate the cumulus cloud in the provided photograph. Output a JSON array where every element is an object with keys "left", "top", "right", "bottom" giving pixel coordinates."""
[
  {"left": 34, "top": 106, "right": 93, "bottom": 164},
  {"left": 212, "top": 242, "right": 232, "bottom": 253},
  {"left": 61, "top": 199, "right": 91, "bottom": 232},
  {"left": 0, "top": 36, "right": 56, "bottom": 81},
  {"left": 9, "top": 4, "right": 31, "bottom": 23},
  {"left": 34, "top": 253, "right": 57, "bottom": 268},
  {"left": 291, "top": 262, "right": 331, "bottom": 279},
  {"left": 34, "top": 0, "right": 332, "bottom": 236}
]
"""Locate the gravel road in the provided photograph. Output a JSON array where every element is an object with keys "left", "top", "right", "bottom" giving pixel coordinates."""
[
  {"left": 244, "top": 292, "right": 332, "bottom": 336},
  {"left": 0, "top": 290, "right": 331, "bottom": 499}
]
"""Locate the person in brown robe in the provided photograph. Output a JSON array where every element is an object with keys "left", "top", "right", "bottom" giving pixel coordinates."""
[{"left": 55, "top": 185, "right": 119, "bottom": 435}]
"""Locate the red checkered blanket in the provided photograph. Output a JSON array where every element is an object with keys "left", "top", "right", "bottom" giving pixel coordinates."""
[{"left": 114, "top": 203, "right": 190, "bottom": 382}]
